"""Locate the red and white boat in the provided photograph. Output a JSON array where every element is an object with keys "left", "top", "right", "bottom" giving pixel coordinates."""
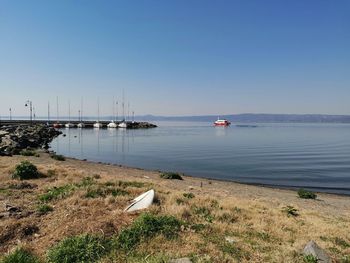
[{"left": 214, "top": 118, "right": 231, "bottom": 126}]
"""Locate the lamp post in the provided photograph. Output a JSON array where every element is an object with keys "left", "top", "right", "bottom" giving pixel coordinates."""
[{"left": 25, "top": 100, "right": 33, "bottom": 124}]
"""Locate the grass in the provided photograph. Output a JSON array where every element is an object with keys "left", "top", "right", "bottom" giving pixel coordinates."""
[
  {"left": 12, "top": 161, "right": 40, "bottom": 180},
  {"left": 37, "top": 204, "right": 54, "bottom": 215},
  {"left": 160, "top": 172, "right": 183, "bottom": 180},
  {"left": 85, "top": 186, "right": 129, "bottom": 198},
  {"left": 117, "top": 180, "right": 146, "bottom": 188},
  {"left": 50, "top": 154, "right": 66, "bottom": 161},
  {"left": 39, "top": 184, "right": 75, "bottom": 202},
  {"left": 1, "top": 247, "right": 40, "bottom": 263},
  {"left": 298, "top": 189, "right": 317, "bottom": 199},
  {"left": 117, "top": 213, "right": 182, "bottom": 250},
  {"left": 47, "top": 234, "right": 112, "bottom": 263},
  {"left": 183, "top": 192, "right": 195, "bottom": 199}
]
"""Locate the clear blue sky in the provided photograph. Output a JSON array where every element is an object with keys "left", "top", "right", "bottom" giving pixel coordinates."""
[{"left": 0, "top": 0, "right": 349, "bottom": 117}]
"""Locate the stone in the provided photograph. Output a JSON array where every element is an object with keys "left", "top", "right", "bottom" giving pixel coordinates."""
[
  {"left": 303, "top": 240, "right": 331, "bottom": 263},
  {"left": 169, "top": 258, "right": 192, "bottom": 263}
]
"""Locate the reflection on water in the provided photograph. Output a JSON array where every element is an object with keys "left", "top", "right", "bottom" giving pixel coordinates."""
[{"left": 51, "top": 122, "right": 350, "bottom": 195}]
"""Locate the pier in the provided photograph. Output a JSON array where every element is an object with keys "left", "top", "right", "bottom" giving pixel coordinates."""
[{"left": 0, "top": 120, "right": 157, "bottom": 129}]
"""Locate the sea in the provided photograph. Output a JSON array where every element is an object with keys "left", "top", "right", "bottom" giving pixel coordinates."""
[{"left": 51, "top": 122, "right": 350, "bottom": 195}]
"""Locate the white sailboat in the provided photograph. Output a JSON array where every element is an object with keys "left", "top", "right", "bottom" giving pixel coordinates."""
[
  {"left": 118, "top": 90, "right": 127, "bottom": 128},
  {"left": 65, "top": 100, "right": 75, "bottom": 128},
  {"left": 77, "top": 97, "right": 85, "bottom": 128},
  {"left": 107, "top": 98, "right": 117, "bottom": 128},
  {"left": 93, "top": 98, "right": 103, "bottom": 128}
]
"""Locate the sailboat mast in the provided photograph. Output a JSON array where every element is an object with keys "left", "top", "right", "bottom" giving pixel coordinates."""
[
  {"left": 80, "top": 97, "right": 83, "bottom": 122},
  {"left": 48, "top": 101, "right": 50, "bottom": 123},
  {"left": 56, "top": 96, "right": 59, "bottom": 123},
  {"left": 122, "top": 90, "right": 125, "bottom": 121}
]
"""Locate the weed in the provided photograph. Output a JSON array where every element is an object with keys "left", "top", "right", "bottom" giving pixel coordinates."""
[
  {"left": 117, "top": 213, "right": 182, "bottom": 250},
  {"left": 76, "top": 177, "right": 95, "bottom": 188},
  {"left": 176, "top": 198, "right": 186, "bottom": 205},
  {"left": 192, "top": 205, "right": 215, "bottom": 223},
  {"left": 217, "top": 212, "right": 238, "bottom": 223},
  {"left": 190, "top": 223, "right": 206, "bottom": 232},
  {"left": 341, "top": 255, "right": 350, "bottom": 263},
  {"left": 50, "top": 154, "right": 65, "bottom": 161},
  {"left": 47, "top": 234, "right": 112, "bottom": 263},
  {"left": 282, "top": 206, "right": 299, "bottom": 217},
  {"left": 183, "top": 192, "right": 195, "bottom": 199},
  {"left": 85, "top": 186, "right": 128, "bottom": 198},
  {"left": 1, "top": 247, "right": 40, "bottom": 263},
  {"left": 160, "top": 172, "right": 183, "bottom": 180},
  {"left": 39, "top": 184, "right": 75, "bottom": 202},
  {"left": 46, "top": 169, "right": 56, "bottom": 177},
  {"left": 37, "top": 204, "right": 54, "bottom": 215},
  {"left": 12, "top": 161, "right": 40, "bottom": 180},
  {"left": 298, "top": 189, "right": 317, "bottom": 199},
  {"left": 303, "top": 254, "right": 318, "bottom": 263}
]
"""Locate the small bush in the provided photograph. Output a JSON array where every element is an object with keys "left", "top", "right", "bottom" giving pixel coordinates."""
[
  {"left": 1, "top": 247, "right": 40, "bottom": 263},
  {"left": 37, "top": 204, "right": 53, "bottom": 215},
  {"left": 39, "top": 185, "right": 75, "bottom": 202},
  {"left": 20, "top": 149, "right": 39, "bottom": 157},
  {"left": 282, "top": 206, "right": 299, "bottom": 217},
  {"left": 76, "top": 177, "right": 95, "bottom": 188},
  {"left": 47, "top": 234, "right": 112, "bottom": 263},
  {"left": 117, "top": 213, "right": 182, "bottom": 250},
  {"left": 85, "top": 187, "right": 128, "bottom": 198},
  {"left": 192, "top": 205, "right": 214, "bottom": 223},
  {"left": 12, "top": 161, "right": 40, "bottom": 180},
  {"left": 50, "top": 154, "right": 65, "bottom": 161},
  {"left": 183, "top": 193, "right": 195, "bottom": 199},
  {"left": 298, "top": 189, "right": 317, "bottom": 199},
  {"left": 160, "top": 172, "right": 183, "bottom": 180},
  {"left": 117, "top": 180, "right": 145, "bottom": 188},
  {"left": 46, "top": 169, "right": 56, "bottom": 177}
]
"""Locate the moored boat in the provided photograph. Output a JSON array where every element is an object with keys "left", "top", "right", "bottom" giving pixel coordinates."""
[{"left": 214, "top": 118, "right": 231, "bottom": 126}]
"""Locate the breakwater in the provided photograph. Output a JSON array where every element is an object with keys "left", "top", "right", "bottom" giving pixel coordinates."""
[{"left": 0, "top": 125, "right": 61, "bottom": 156}]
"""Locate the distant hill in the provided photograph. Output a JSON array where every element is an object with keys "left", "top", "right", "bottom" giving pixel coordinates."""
[{"left": 135, "top": 114, "right": 350, "bottom": 123}]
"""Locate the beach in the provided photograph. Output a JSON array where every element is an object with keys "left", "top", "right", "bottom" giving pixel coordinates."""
[{"left": 1, "top": 152, "right": 349, "bottom": 262}]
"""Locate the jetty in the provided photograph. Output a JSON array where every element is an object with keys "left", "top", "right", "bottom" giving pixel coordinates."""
[{"left": 0, "top": 120, "right": 157, "bottom": 129}]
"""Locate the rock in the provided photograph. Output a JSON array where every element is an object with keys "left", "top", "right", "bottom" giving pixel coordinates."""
[
  {"left": 225, "top": 236, "right": 235, "bottom": 244},
  {"left": 169, "top": 258, "right": 192, "bottom": 263},
  {"left": 303, "top": 240, "right": 331, "bottom": 263}
]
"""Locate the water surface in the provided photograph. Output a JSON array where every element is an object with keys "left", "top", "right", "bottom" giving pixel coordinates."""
[{"left": 51, "top": 122, "right": 350, "bottom": 195}]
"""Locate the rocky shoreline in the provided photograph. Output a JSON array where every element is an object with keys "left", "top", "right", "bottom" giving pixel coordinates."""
[{"left": 0, "top": 125, "right": 61, "bottom": 156}]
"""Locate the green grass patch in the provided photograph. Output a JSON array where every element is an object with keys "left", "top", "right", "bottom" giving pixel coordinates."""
[
  {"left": 298, "top": 189, "right": 317, "bottom": 199},
  {"left": 37, "top": 204, "right": 54, "bottom": 215},
  {"left": 192, "top": 205, "right": 215, "bottom": 223},
  {"left": 47, "top": 234, "right": 112, "bottom": 263},
  {"left": 39, "top": 184, "right": 75, "bottom": 202},
  {"left": 160, "top": 172, "right": 183, "bottom": 180},
  {"left": 85, "top": 186, "right": 128, "bottom": 198},
  {"left": 303, "top": 254, "right": 318, "bottom": 263},
  {"left": 117, "top": 213, "right": 182, "bottom": 250},
  {"left": 50, "top": 154, "right": 66, "bottom": 161},
  {"left": 76, "top": 177, "right": 96, "bottom": 188},
  {"left": 334, "top": 237, "right": 350, "bottom": 249},
  {"left": 12, "top": 161, "right": 40, "bottom": 180},
  {"left": 1, "top": 247, "right": 40, "bottom": 263}
]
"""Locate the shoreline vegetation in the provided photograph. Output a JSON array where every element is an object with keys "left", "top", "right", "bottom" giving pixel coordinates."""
[{"left": 1, "top": 152, "right": 350, "bottom": 262}]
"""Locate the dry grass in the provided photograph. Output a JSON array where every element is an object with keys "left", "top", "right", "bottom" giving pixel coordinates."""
[{"left": 0, "top": 153, "right": 350, "bottom": 262}]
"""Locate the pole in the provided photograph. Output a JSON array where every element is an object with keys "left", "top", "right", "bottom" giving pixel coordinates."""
[{"left": 9, "top": 108, "right": 12, "bottom": 121}]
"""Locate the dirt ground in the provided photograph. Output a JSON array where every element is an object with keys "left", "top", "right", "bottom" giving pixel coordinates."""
[{"left": 1, "top": 152, "right": 349, "bottom": 262}]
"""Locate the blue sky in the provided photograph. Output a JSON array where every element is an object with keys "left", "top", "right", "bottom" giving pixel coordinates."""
[{"left": 0, "top": 0, "right": 349, "bottom": 117}]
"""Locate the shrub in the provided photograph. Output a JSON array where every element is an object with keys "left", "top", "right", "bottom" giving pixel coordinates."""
[
  {"left": 20, "top": 149, "right": 39, "bottom": 157},
  {"left": 282, "top": 206, "right": 299, "bottom": 217},
  {"left": 160, "top": 172, "right": 183, "bottom": 180},
  {"left": 117, "top": 180, "right": 145, "bottom": 188},
  {"left": 37, "top": 204, "right": 53, "bottom": 215},
  {"left": 1, "top": 247, "right": 40, "bottom": 263},
  {"left": 298, "top": 189, "right": 317, "bottom": 199},
  {"left": 47, "top": 234, "right": 112, "bottom": 263},
  {"left": 12, "top": 161, "right": 40, "bottom": 180},
  {"left": 117, "top": 213, "right": 182, "bottom": 250},
  {"left": 85, "top": 187, "right": 128, "bottom": 198},
  {"left": 50, "top": 154, "right": 65, "bottom": 161}
]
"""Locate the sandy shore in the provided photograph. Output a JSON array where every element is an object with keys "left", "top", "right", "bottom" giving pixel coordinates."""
[{"left": 1, "top": 152, "right": 349, "bottom": 262}]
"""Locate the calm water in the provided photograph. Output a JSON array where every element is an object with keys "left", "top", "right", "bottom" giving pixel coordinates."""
[{"left": 51, "top": 122, "right": 350, "bottom": 195}]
